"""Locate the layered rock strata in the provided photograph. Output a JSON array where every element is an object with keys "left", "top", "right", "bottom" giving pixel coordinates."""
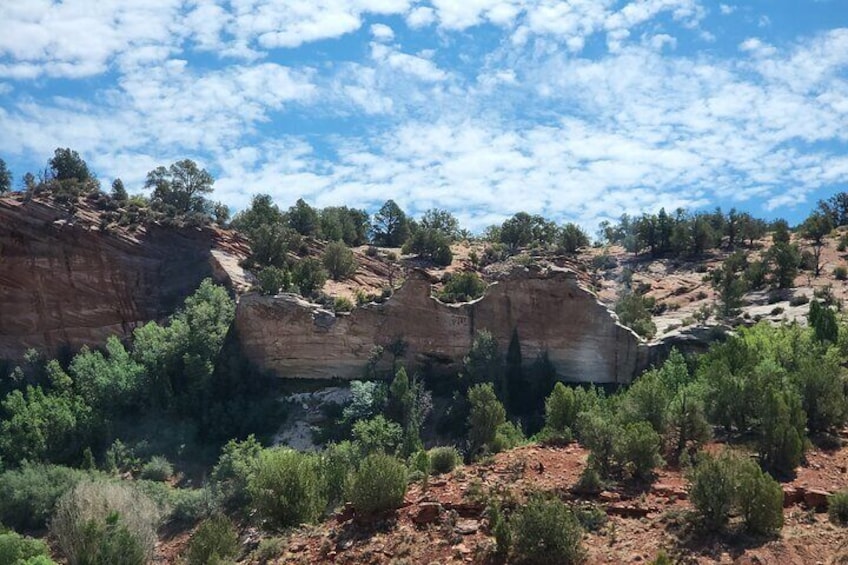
[
  {"left": 235, "top": 266, "right": 647, "bottom": 384},
  {"left": 0, "top": 197, "right": 247, "bottom": 360}
]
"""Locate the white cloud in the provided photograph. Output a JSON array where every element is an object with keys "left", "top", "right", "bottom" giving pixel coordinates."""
[
  {"left": 370, "top": 23, "right": 395, "bottom": 42},
  {"left": 406, "top": 6, "right": 436, "bottom": 28},
  {"left": 719, "top": 4, "right": 736, "bottom": 15}
]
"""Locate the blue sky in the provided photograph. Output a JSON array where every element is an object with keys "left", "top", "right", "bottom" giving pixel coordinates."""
[{"left": 0, "top": 1, "right": 846, "bottom": 232}]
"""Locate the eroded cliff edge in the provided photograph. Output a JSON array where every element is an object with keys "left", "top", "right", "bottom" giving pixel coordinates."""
[
  {"left": 235, "top": 266, "right": 649, "bottom": 384},
  {"left": 0, "top": 197, "right": 248, "bottom": 360}
]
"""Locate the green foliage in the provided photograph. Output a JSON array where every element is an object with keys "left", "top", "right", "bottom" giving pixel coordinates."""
[
  {"left": 69, "top": 337, "right": 146, "bottom": 417},
  {"left": 402, "top": 228, "right": 453, "bottom": 266},
  {"left": 615, "top": 293, "right": 657, "bottom": 339},
  {"left": 323, "top": 241, "right": 358, "bottom": 280},
  {"left": 745, "top": 260, "right": 768, "bottom": 290},
  {"left": 320, "top": 441, "right": 359, "bottom": 508},
  {"left": 210, "top": 435, "right": 261, "bottom": 513},
  {"left": 510, "top": 497, "right": 585, "bottom": 565},
  {"left": 139, "top": 456, "right": 173, "bottom": 482},
  {"left": 49, "top": 147, "right": 92, "bottom": 183},
  {"left": 146, "top": 159, "right": 214, "bottom": 217},
  {"left": 499, "top": 212, "right": 557, "bottom": 249},
  {"left": 0, "top": 157, "right": 12, "bottom": 194},
  {"left": 437, "top": 272, "right": 487, "bottom": 303},
  {"left": 333, "top": 296, "right": 354, "bottom": 313},
  {"left": 352, "top": 415, "right": 403, "bottom": 456},
  {"left": 492, "top": 421, "right": 525, "bottom": 453},
  {"left": 319, "top": 206, "right": 370, "bottom": 246},
  {"left": 248, "top": 449, "right": 325, "bottom": 528},
  {"left": 257, "top": 266, "right": 291, "bottom": 295},
  {"left": 558, "top": 223, "right": 590, "bottom": 253},
  {"left": 487, "top": 502, "right": 512, "bottom": 557},
  {"left": 828, "top": 490, "right": 848, "bottom": 525},
  {"left": 801, "top": 210, "right": 833, "bottom": 276},
  {"left": 372, "top": 200, "right": 410, "bottom": 247},
  {"left": 463, "top": 330, "right": 503, "bottom": 391},
  {"left": 0, "top": 531, "right": 55, "bottom": 565},
  {"left": 615, "top": 421, "right": 664, "bottom": 480},
  {"left": 467, "top": 383, "right": 506, "bottom": 456},
  {"left": 808, "top": 299, "right": 839, "bottom": 344},
  {"left": 185, "top": 515, "right": 239, "bottom": 565},
  {"left": 834, "top": 265, "right": 848, "bottom": 280},
  {"left": 291, "top": 258, "right": 328, "bottom": 297},
  {"left": 688, "top": 452, "right": 738, "bottom": 531},
  {"left": 544, "top": 382, "right": 578, "bottom": 435},
  {"left": 768, "top": 242, "right": 801, "bottom": 289},
  {"left": 51, "top": 480, "right": 159, "bottom": 565},
  {"left": 711, "top": 252, "right": 748, "bottom": 318},
  {"left": 689, "top": 452, "right": 783, "bottom": 535},
  {"left": 428, "top": 446, "right": 461, "bottom": 475},
  {"left": 736, "top": 458, "right": 784, "bottom": 536},
  {"left": 348, "top": 453, "right": 407, "bottom": 515},
  {"left": 286, "top": 198, "right": 320, "bottom": 237},
  {"left": 419, "top": 208, "right": 460, "bottom": 240}
]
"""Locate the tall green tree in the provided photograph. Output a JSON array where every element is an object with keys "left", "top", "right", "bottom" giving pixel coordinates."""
[
  {"left": 800, "top": 211, "right": 833, "bottom": 277},
  {"left": 372, "top": 200, "right": 410, "bottom": 247},
  {"left": 467, "top": 383, "right": 506, "bottom": 456},
  {"left": 0, "top": 158, "right": 12, "bottom": 194},
  {"left": 287, "top": 198, "right": 320, "bottom": 237},
  {"left": 145, "top": 159, "right": 214, "bottom": 215},
  {"left": 49, "top": 148, "right": 92, "bottom": 182}
]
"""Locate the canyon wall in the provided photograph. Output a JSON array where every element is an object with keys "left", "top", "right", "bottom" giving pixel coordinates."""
[
  {"left": 235, "top": 266, "right": 649, "bottom": 384},
  {"left": 0, "top": 197, "right": 247, "bottom": 360}
]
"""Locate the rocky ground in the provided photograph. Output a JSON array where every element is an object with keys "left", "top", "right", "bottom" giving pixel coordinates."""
[{"left": 157, "top": 432, "right": 848, "bottom": 565}]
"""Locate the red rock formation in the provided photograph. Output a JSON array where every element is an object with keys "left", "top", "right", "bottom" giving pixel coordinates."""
[{"left": 0, "top": 196, "right": 248, "bottom": 360}]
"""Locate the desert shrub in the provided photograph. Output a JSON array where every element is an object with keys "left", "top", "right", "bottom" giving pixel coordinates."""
[
  {"left": 615, "top": 421, "right": 664, "bottom": 480},
  {"left": 688, "top": 453, "right": 737, "bottom": 531},
  {"left": 333, "top": 296, "right": 354, "bottom": 313},
  {"left": 348, "top": 453, "right": 407, "bottom": 515},
  {"left": 573, "top": 502, "right": 607, "bottom": 532},
  {"left": 252, "top": 537, "right": 286, "bottom": 562},
  {"left": 492, "top": 421, "right": 525, "bottom": 453},
  {"left": 437, "top": 272, "right": 486, "bottom": 303},
  {"left": 185, "top": 515, "right": 239, "bottom": 565},
  {"left": 574, "top": 465, "right": 603, "bottom": 494},
  {"left": 467, "top": 383, "right": 506, "bottom": 456},
  {"left": 248, "top": 449, "right": 325, "bottom": 528},
  {"left": 210, "top": 435, "right": 261, "bottom": 513},
  {"left": 0, "top": 463, "right": 91, "bottom": 531},
  {"left": 510, "top": 497, "right": 585, "bottom": 565},
  {"left": 291, "top": 258, "right": 328, "bottom": 297},
  {"left": 835, "top": 266, "right": 848, "bottom": 281},
  {"left": 429, "top": 446, "right": 461, "bottom": 475},
  {"left": 839, "top": 234, "right": 848, "bottom": 252},
  {"left": 736, "top": 458, "right": 783, "bottom": 536},
  {"left": 352, "top": 415, "right": 403, "bottom": 456},
  {"left": 51, "top": 480, "right": 159, "bottom": 565},
  {"left": 829, "top": 490, "right": 848, "bottom": 525},
  {"left": 365, "top": 245, "right": 378, "bottom": 257},
  {"left": 323, "top": 241, "right": 358, "bottom": 280},
  {"left": 402, "top": 228, "right": 453, "bottom": 266},
  {"left": 257, "top": 266, "right": 291, "bottom": 295},
  {"left": 168, "top": 487, "right": 215, "bottom": 525},
  {"left": 615, "top": 293, "right": 656, "bottom": 339},
  {"left": 544, "top": 382, "right": 578, "bottom": 435},
  {"left": 321, "top": 441, "right": 359, "bottom": 508},
  {"left": 789, "top": 294, "right": 809, "bottom": 307},
  {"left": 140, "top": 456, "right": 173, "bottom": 482},
  {"left": 648, "top": 551, "right": 673, "bottom": 565},
  {"left": 487, "top": 502, "right": 512, "bottom": 557},
  {"left": 0, "top": 531, "right": 55, "bottom": 565}
]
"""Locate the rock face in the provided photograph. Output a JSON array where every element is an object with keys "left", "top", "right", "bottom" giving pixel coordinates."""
[
  {"left": 235, "top": 266, "right": 648, "bottom": 384},
  {"left": 0, "top": 197, "right": 248, "bottom": 360}
]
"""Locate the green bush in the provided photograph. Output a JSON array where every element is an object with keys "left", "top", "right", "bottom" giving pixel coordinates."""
[
  {"left": 615, "top": 421, "right": 664, "bottom": 480},
  {"left": 0, "top": 463, "right": 91, "bottom": 531},
  {"left": 51, "top": 480, "right": 160, "bottom": 565},
  {"left": 736, "top": 458, "right": 783, "bottom": 536},
  {"left": 320, "top": 441, "right": 359, "bottom": 508},
  {"left": 185, "top": 515, "right": 239, "bottom": 565},
  {"left": 252, "top": 537, "right": 286, "bottom": 562},
  {"left": 352, "top": 415, "right": 403, "bottom": 456},
  {"left": 467, "top": 383, "right": 506, "bottom": 456},
  {"left": 333, "top": 296, "right": 354, "bottom": 313},
  {"left": 210, "top": 435, "right": 261, "bottom": 513},
  {"left": 139, "top": 456, "right": 173, "bottom": 482},
  {"left": 688, "top": 453, "right": 737, "bottom": 531},
  {"left": 323, "top": 241, "right": 358, "bottom": 281},
  {"left": 256, "top": 266, "right": 291, "bottom": 295},
  {"left": 248, "top": 449, "right": 325, "bottom": 528},
  {"left": 510, "top": 497, "right": 585, "bottom": 565},
  {"left": 544, "top": 382, "right": 578, "bottom": 434},
  {"left": 0, "top": 531, "right": 55, "bottom": 565},
  {"left": 168, "top": 487, "right": 215, "bottom": 525},
  {"left": 491, "top": 421, "right": 525, "bottom": 453},
  {"left": 348, "top": 453, "right": 407, "bottom": 515},
  {"left": 429, "top": 446, "right": 461, "bottom": 475},
  {"left": 292, "top": 258, "right": 328, "bottom": 297},
  {"left": 834, "top": 266, "right": 848, "bottom": 281},
  {"left": 437, "top": 272, "right": 487, "bottom": 303},
  {"left": 829, "top": 490, "right": 848, "bottom": 525}
]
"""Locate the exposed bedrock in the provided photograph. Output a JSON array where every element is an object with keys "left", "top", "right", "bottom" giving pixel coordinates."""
[
  {"left": 0, "top": 197, "right": 248, "bottom": 360},
  {"left": 235, "top": 266, "right": 650, "bottom": 384}
]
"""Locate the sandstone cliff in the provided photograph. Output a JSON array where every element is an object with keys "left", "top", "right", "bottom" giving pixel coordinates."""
[
  {"left": 235, "top": 266, "right": 648, "bottom": 384},
  {"left": 0, "top": 197, "right": 248, "bottom": 360}
]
